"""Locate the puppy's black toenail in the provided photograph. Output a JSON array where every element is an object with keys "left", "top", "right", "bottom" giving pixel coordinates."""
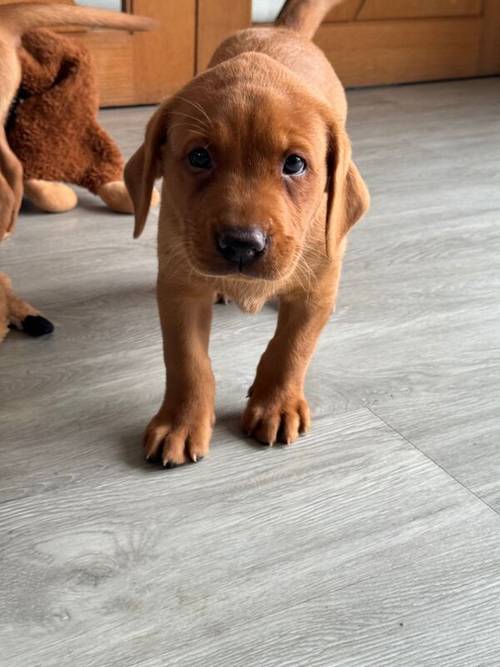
[
  {"left": 165, "top": 461, "right": 179, "bottom": 469},
  {"left": 22, "top": 315, "right": 54, "bottom": 337}
]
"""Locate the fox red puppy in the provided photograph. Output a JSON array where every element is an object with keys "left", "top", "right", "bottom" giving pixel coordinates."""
[{"left": 125, "top": 0, "right": 370, "bottom": 467}]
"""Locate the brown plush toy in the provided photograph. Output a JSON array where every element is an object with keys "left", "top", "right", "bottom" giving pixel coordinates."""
[{"left": 7, "top": 28, "right": 156, "bottom": 213}]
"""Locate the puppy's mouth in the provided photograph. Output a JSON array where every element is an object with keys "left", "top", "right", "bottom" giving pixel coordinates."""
[
  {"left": 188, "top": 249, "right": 298, "bottom": 284},
  {"left": 183, "top": 228, "right": 300, "bottom": 283},
  {"left": 192, "top": 259, "right": 276, "bottom": 282}
]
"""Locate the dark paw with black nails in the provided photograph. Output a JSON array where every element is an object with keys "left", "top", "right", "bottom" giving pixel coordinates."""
[{"left": 22, "top": 315, "right": 54, "bottom": 337}]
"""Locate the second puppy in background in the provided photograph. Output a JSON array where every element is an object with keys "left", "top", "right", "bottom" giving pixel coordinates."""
[
  {"left": 126, "top": 0, "right": 370, "bottom": 467},
  {"left": 0, "top": 3, "right": 153, "bottom": 341}
]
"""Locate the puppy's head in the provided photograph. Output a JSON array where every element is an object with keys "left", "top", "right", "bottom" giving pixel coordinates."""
[{"left": 125, "top": 53, "right": 368, "bottom": 282}]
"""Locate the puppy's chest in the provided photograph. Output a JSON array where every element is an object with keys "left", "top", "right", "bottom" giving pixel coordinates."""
[{"left": 214, "top": 279, "right": 277, "bottom": 314}]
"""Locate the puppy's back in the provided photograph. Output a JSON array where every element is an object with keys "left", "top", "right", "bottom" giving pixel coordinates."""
[{"left": 208, "top": 0, "right": 346, "bottom": 114}]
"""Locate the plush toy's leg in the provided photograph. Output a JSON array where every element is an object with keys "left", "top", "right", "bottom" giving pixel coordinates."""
[
  {"left": 24, "top": 179, "right": 78, "bottom": 213},
  {"left": 98, "top": 180, "right": 160, "bottom": 215},
  {"left": 0, "top": 272, "right": 54, "bottom": 338}
]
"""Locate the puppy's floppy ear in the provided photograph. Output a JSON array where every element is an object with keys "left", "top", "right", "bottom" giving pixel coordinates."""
[
  {"left": 325, "top": 120, "right": 370, "bottom": 255},
  {"left": 124, "top": 104, "right": 168, "bottom": 239}
]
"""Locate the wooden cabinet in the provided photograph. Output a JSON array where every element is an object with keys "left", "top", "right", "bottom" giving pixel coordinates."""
[
  {"left": 1, "top": 0, "right": 195, "bottom": 106},
  {"left": 72, "top": 1, "right": 196, "bottom": 106},
  {"left": 317, "top": 0, "right": 500, "bottom": 85}
]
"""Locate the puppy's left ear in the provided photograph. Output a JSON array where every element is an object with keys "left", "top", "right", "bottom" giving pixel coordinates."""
[
  {"left": 325, "top": 122, "right": 370, "bottom": 255},
  {"left": 124, "top": 104, "right": 168, "bottom": 239}
]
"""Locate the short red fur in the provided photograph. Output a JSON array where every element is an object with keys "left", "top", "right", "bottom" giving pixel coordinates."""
[{"left": 125, "top": 0, "right": 370, "bottom": 466}]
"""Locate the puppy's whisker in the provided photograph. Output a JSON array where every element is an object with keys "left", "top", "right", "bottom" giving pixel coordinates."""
[
  {"left": 167, "top": 111, "right": 209, "bottom": 128},
  {"left": 160, "top": 239, "right": 189, "bottom": 268},
  {"left": 175, "top": 96, "right": 213, "bottom": 128},
  {"left": 295, "top": 253, "right": 316, "bottom": 292},
  {"left": 168, "top": 124, "right": 210, "bottom": 139},
  {"left": 159, "top": 235, "right": 203, "bottom": 283},
  {"left": 167, "top": 111, "right": 210, "bottom": 132}
]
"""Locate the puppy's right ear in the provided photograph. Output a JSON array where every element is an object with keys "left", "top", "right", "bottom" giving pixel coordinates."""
[{"left": 124, "top": 104, "right": 168, "bottom": 238}]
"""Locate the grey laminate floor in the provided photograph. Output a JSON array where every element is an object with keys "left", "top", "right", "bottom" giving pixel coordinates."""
[{"left": 1, "top": 78, "right": 500, "bottom": 667}]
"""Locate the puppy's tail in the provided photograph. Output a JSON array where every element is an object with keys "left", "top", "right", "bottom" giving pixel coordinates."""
[
  {"left": 0, "top": 3, "right": 154, "bottom": 38},
  {"left": 276, "top": 0, "right": 345, "bottom": 40}
]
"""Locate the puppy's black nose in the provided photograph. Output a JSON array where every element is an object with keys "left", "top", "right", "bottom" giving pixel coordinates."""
[{"left": 216, "top": 227, "right": 267, "bottom": 265}]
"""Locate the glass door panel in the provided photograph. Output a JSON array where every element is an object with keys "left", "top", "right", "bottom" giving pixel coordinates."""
[{"left": 252, "top": 0, "right": 284, "bottom": 22}]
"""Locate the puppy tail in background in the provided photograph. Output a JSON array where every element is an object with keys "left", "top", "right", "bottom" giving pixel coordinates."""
[
  {"left": 0, "top": 273, "right": 54, "bottom": 341},
  {"left": 276, "top": 0, "right": 346, "bottom": 40},
  {"left": 0, "top": 3, "right": 155, "bottom": 36}
]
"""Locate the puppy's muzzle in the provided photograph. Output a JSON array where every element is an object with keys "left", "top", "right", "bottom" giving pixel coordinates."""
[{"left": 216, "top": 227, "right": 267, "bottom": 267}]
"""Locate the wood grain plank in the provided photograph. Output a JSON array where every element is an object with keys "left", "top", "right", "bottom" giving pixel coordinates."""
[
  {"left": 127, "top": 0, "right": 196, "bottom": 104},
  {"left": 197, "top": 0, "right": 252, "bottom": 72},
  {"left": 325, "top": 0, "right": 365, "bottom": 22},
  {"left": 2, "top": 80, "right": 500, "bottom": 665},
  {"left": 334, "top": 78, "right": 500, "bottom": 512},
  {"left": 315, "top": 17, "right": 483, "bottom": 86},
  {"left": 2, "top": 408, "right": 500, "bottom": 666},
  {"left": 478, "top": 0, "right": 500, "bottom": 74},
  {"left": 72, "top": 30, "right": 136, "bottom": 105},
  {"left": 356, "top": 0, "right": 483, "bottom": 20}
]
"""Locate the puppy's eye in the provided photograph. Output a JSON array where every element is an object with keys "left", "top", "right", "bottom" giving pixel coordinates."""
[
  {"left": 188, "top": 147, "right": 212, "bottom": 170},
  {"left": 283, "top": 154, "right": 307, "bottom": 176}
]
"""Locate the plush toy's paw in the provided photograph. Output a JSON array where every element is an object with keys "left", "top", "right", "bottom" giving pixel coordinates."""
[
  {"left": 98, "top": 181, "right": 160, "bottom": 214},
  {"left": 24, "top": 180, "right": 78, "bottom": 213},
  {"left": 21, "top": 315, "right": 54, "bottom": 337}
]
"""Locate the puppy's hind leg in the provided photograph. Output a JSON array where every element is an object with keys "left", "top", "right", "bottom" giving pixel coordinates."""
[
  {"left": 0, "top": 273, "right": 54, "bottom": 337},
  {"left": 0, "top": 169, "right": 16, "bottom": 241},
  {"left": 0, "top": 128, "right": 23, "bottom": 237}
]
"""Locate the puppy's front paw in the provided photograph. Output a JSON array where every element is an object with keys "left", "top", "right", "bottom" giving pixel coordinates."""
[
  {"left": 242, "top": 391, "right": 311, "bottom": 446},
  {"left": 143, "top": 404, "right": 214, "bottom": 467}
]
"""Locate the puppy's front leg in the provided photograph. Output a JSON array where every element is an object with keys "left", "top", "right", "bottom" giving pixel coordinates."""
[
  {"left": 243, "top": 288, "right": 335, "bottom": 446},
  {"left": 144, "top": 283, "right": 215, "bottom": 467}
]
